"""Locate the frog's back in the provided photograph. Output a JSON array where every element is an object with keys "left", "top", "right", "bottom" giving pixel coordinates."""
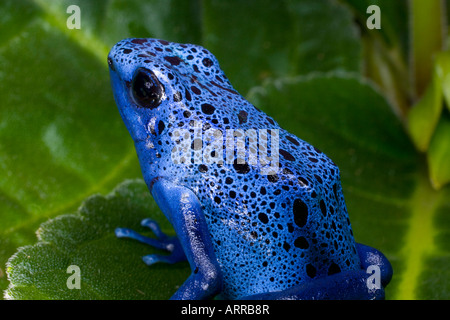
[
  {"left": 166, "top": 100, "right": 361, "bottom": 299},
  {"left": 184, "top": 126, "right": 360, "bottom": 299}
]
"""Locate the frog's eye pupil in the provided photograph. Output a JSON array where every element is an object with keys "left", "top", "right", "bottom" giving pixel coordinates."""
[{"left": 131, "top": 68, "right": 164, "bottom": 109}]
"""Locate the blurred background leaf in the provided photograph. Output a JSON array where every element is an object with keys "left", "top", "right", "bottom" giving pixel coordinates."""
[{"left": 1, "top": 0, "right": 449, "bottom": 300}]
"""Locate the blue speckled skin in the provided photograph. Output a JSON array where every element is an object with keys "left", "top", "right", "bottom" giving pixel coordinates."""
[{"left": 108, "top": 38, "right": 392, "bottom": 300}]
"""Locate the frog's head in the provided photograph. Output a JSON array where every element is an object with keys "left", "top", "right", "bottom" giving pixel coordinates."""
[{"left": 107, "top": 38, "right": 237, "bottom": 145}]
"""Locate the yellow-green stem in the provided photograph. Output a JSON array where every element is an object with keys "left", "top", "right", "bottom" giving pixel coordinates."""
[{"left": 410, "top": 0, "right": 445, "bottom": 99}]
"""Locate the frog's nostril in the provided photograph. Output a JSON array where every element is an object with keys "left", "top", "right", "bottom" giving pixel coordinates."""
[{"left": 108, "top": 56, "right": 115, "bottom": 71}]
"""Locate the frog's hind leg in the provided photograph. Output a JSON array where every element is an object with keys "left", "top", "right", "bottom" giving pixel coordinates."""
[
  {"left": 240, "top": 269, "right": 385, "bottom": 300},
  {"left": 238, "top": 243, "right": 392, "bottom": 300},
  {"left": 115, "top": 218, "right": 186, "bottom": 265},
  {"left": 356, "top": 243, "right": 393, "bottom": 288}
]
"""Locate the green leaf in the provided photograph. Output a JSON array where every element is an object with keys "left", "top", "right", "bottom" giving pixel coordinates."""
[
  {"left": 343, "top": 0, "right": 411, "bottom": 118},
  {"left": 5, "top": 179, "right": 190, "bottom": 300},
  {"left": 407, "top": 52, "right": 450, "bottom": 152},
  {"left": 203, "top": 0, "right": 361, "bottom": 94},
  {"left": 428, "top": 114, "right": 450, "bottom": 189},
  {"left": 343, "top": 0, "right": 409, "bottom": 54},
  {"left": 409, "top": 0, "right": 445, "bottom": 97},
  {"left": 407, "top": 52, "right": 450, "bottom": 190}
]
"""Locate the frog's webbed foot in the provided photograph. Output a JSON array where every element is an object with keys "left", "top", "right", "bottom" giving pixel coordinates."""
[{"left": 115, "top": 218, "right": 186, "bottom": 265}]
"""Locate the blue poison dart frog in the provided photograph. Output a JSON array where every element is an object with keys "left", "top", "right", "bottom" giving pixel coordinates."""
[{"left": 108, "top": 38, "right": 392, "bottom": 300}]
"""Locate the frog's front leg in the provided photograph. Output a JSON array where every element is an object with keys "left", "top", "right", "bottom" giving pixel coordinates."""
[
  {"left": 152, "top": 178, "right": 222, "bottom": 299},
  {"left": 118, "top": 178, "right": 222, "bottom": 300}
]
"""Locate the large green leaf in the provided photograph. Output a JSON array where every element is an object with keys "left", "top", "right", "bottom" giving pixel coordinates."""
[
  {"left": 428, "top": 114, "right": 450, "bottom": 190},
  {"left": 5, "top": 179, "right": 190, "bottom": 299},
  {"left": 407, "top": 52, "right": 450, "bottom": 189},
  {"left": 202, "top": 0, "right": 361, "bottom": 93},
  {"left": 1, "top": 0, "right": 449, "bottom": 300}
]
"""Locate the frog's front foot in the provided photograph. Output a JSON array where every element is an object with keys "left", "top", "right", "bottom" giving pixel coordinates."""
[{"left": 115, "top": 218, "right": 187, "bottom": 265}]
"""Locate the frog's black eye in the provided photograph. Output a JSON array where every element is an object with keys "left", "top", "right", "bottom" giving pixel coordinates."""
[
  {"left": 107, "top": 57, "right": 115, "bottom": 71},
  {"left": 131, "top": 68, "right": 165, "bottom": 109}
]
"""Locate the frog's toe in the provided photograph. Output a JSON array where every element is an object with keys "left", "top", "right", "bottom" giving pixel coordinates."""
[
  {"left": 140, "top": 218, "right": 168, "bottom": 240},
  {"left": 142, "top": 254, "right": 160, "bottom": 266},
  {"left": 115, "top": 224, "right": 187, "bottom": 264},
  {"left": 115, "top": 227, "right": 168, "bottom": 250},
  {"left": 143, "top": 252, "right": 185, "bottom": 265}
]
